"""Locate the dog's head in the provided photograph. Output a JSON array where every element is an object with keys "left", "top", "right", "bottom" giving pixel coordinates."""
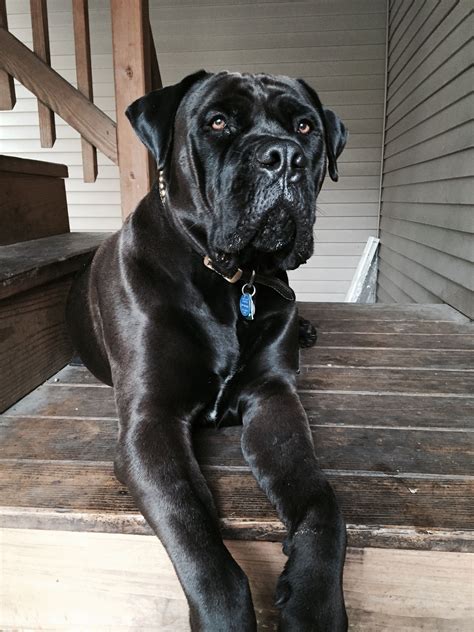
[{"left": 126, "top": 70, "right": 347, "bottom": 274}]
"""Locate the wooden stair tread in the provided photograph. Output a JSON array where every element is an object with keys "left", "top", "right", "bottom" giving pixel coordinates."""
[
  {"left": 0, "top": 232, "right": 108, "bottom": 299},
  {"left": 1, "top": 303, "right": 473, "bottom": 551}
]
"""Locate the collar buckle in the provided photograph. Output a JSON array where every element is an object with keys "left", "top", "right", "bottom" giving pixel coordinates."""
[{"left": 203, "top": 255, "right": 243, "bottom": 283}]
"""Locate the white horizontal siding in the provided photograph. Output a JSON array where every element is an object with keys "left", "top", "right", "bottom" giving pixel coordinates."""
[
  {"left": 378, "top": 0, "right": 474, "bottom": 318},
  {"left": 0, "top": 0, "right": 386, "bottom": 301}
]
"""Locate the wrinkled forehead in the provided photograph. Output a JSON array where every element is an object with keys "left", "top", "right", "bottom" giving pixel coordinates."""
[{"left": 180, "top": 71, "right": 319, "bottom": 120}]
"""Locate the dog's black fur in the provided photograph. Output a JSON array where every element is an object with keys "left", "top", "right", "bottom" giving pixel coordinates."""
[{"left": 67, "top": 70, "right": 348, "bottom": 631}]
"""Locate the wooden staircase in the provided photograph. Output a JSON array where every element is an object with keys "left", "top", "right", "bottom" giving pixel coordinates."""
[
  {"left": 0, "top": 155, "right": 106, "bottom": 412},
  {"left": 1, "top": 301, "right": 473, "bottom": 630}
]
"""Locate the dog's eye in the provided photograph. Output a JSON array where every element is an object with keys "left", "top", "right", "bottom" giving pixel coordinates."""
[
  {"left": 297, "top": 120, "right": 312, "bottom": 135},
  {"left": 210, "top": 116, "right": 227, "bottom": 131}
]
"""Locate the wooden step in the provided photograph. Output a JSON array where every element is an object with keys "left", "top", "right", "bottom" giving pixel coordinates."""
[
  {"left": 0, "top": 232, "right": 107, "bottom": 411},
  {"left": 1, "top": 303, "right": 473, "bottom": 630},
  {"left": 0, "top": 155, "right": 69, "bottom": 246}
]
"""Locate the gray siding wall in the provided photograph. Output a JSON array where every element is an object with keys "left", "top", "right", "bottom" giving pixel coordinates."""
[
  {"left": 378, "top": 0, "right": 474, "bottom": 318},
  {"left": 0, "top": 0, "right": 386, "bottom": 302}
]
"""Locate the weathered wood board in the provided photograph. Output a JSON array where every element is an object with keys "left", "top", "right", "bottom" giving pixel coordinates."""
[
  {"left": 1, "top": 302, "right": 472, "bottom": 551},
  {"left": 1, "top": 528, "right": 472, "bottom": 631}
]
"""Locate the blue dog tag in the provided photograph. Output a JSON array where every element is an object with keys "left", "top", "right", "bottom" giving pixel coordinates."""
[{"left": 240, "top": 289, "right": 256, "bottom": 320}]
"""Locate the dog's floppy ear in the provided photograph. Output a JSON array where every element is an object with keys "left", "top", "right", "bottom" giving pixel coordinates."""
[
  {"left": 297, "top": 79, "right": 347, "bottom": 182},
  {"left": 126, "top": 70, "right": 209, "bottom": 169}
]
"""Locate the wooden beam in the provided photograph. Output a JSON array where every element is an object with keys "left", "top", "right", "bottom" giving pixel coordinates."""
[
  {"left": 149, "top": 21, "right": 162, "bottom": 91},
  {"left": 0, "top": 0, "right": 16, "bottom": 110},
  {"left": 30, "top": 0, "right": 56, "bottom": 147},
  {"left": 72, "top": 0, "right": 97, "bottom": 182},
  {"left": 0, "top": 28, "right": 117, "bottom": 164},
  {"left": 111, "top": 0, "right": 153, "bottom": 219}
]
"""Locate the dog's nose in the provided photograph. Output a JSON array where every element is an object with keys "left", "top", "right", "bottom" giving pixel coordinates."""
[{"left": 256, "top": 140, "right": 307, "bottom": 181}]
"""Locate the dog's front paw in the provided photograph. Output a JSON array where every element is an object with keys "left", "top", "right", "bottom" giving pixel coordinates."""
[
  {"left": 298, "top": 317, "right": 318, "bottom": 348},
  {"left": 275, "top": 551, "right": 347, "bottom": 632}
]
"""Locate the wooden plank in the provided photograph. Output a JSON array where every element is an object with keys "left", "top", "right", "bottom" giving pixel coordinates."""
[
  {"left": 298, "top": 367, "right": 474, "bottom": 396},
  {"left": 0, "top": 460, "right": 472, "bottom": 534},
  {"left": 0, "top": 279, "right": 74, "bottom": 412},
  {"left": 307, "top": 319, "right": 474, "bottom": 335},
  {"left": 72, "top": 0, "right": 97, "bottom": 183},
  {"left": 298, "top": 302, "right": 470, "bottom": 323},
  {"left": 0, "top": 172, "right": 70, "bottom": 245},
  {"left": 6, "top": 381, "right": 474, "bottom": 429},
  {"left": 0, "top": 155, "right": 67, "bottom": 178},
  {"left": 46, "top": 361, "right": 474, "bottom": 394},
  {"left": 110, "top": 0, "right": 153, "bottom": 219},
  {"left": 315, "top": 331, "right": 474, "bottom": 350},
  {"left": 2, "top": 416, "right": 471, "bottom": 477},
  {"left": 301, "top": 389, "right": 474, "bottom": 428},
  {"left": 56, "top": 344, "right": 474, "bottom": 374},
  {"left": 303, "top": 347, "right": 474, "bottom": 370},
  {"left": 0, "top": 232, "right": 108, "bottom": 299},
  {"left": 1, "top": 529, "right": 473, "bottom": 630},
  {"left": 0, "top": 0, "right": 16, "bottom": 110},
  {"left": 29, "top": 0, "right": 56, "bottom": 148},
  {"left": 0, "top": 29, "right": 117, "bottom": 163}
]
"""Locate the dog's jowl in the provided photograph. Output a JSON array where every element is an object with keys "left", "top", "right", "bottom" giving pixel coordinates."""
[{"left": 67, "top": 70, "right": 348, "bottom": 631}]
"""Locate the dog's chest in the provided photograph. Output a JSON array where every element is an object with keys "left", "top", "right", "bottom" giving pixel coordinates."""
[{"left": 199, "top": 319, "right": 256, "bottom": 427}]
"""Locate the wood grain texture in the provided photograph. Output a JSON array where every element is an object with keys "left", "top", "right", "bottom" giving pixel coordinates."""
[
  {"left": 1, "top": 302, "right": 472, "bottom": 551},
  {"left": 299, "top": 303, "right": 470, "bottom": 322},
  {"left": 0, "top": 28, "right": 117, "bottom": 163},
  {"left": 110, "top": 0, "right": 153, "bottom": 218},
  {"left": 0, "top": 0, "right": 16, "bottom": 110},
  {"left": 1, "top": 528, "right": 472, "bottom": 631},
  {"left": 6, "top": 381, "right": 474, "bottom": 430},
  {"left": 0, "top": 155, "right": 68, "bottom": 178},
  {"left": 0, "top": 232, "right": 107, "bottom": 299},
  {"left": 1, "top": 415, "right": 472, "bottom": 477},
  {"left": 0, "top": 279, "right": 74, "bottom": 412},
  {"left": 30, "top": 0, "right": 56, "bottom": 148},
  {"left": 72, "top": 0, "right": 97, "bottom": 183},
  {"left": 0, "top": 458, "right": 472, "bottom": 535},
  {"left": 0, "top": 172, "right": 69, "bottom": 245}
]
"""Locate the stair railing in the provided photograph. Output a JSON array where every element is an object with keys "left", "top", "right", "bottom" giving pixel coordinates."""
[{"left": 0, "top": 0, "right": 161, "bottom": 218}]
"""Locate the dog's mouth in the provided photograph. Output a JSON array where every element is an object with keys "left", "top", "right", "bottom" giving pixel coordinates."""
[
  {"left": 210, "top": 213, "right": 297, "bottom": 276},
  {"left": 250, "top": 208, "right": 296, "bottom": 253}
]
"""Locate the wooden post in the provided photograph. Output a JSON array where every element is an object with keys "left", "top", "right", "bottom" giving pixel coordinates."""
[
  {"left": 30, "top": 0, "right": 56, "bottom": 147},
  {"left": 110, "top": 0, "right": 154, "bottom": 220},
  {"left": 0, "top": 0, "right": 16, "bottom": 110},
  {"left": 72, "top": 0, "right": 98, "bottom": 183}
]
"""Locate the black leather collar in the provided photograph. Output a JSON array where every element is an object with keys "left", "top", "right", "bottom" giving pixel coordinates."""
[{"left": 203, "top": 256, "right": 295, "bottom": 302}]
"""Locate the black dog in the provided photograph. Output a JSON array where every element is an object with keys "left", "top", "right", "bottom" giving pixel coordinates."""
[{"left": 67, "top": 70, "right": 348, "bottom": 631}]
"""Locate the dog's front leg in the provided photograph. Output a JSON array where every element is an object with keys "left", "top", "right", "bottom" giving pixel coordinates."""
[
  {"left": 114, "top": 393, "right": 256, "bottom": 632},
  {"left": 240, "top": 380, "right": 347, "bottom": 631}
]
